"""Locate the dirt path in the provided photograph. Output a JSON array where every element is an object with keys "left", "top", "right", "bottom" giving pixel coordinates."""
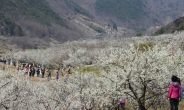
[{"left": 0, "top": 65, "right": 68, "bottom": 83}]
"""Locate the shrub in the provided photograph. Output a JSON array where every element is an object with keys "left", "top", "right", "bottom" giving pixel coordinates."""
[
  {"left": 89, "top": 25, "right": 105, "bottom": 33},
  {"left": 154, "top": 28, "right": 165, "bottom": 35},
  {"left": 137, "top": 42, "right": 154, "bottom": 52},
  {"left": 136, "top": 33, "right": 143, "bottom": 37},
  {"left": 177, "top": 24, "right": 184, "bottom": 31}
]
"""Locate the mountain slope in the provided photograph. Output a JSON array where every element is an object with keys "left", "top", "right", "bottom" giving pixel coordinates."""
[
  {"left": 0, "top": 0, "right": 93, "bottom": 49},
  {"left": 73, "top": 0, "right": 184, "bottom": 33},
  {"left": 0, "top": 13, "right": 23, "bottom": 36},
  {"left": 1, "top": 0, "right": 184, "bottom": 49},
  {"left": 154, "top": 17, "right": 184, "bottom": 35},
  {"left": 0, "top": 0, "right": 65, "bottom": 35},
  {"left": 95, "top": 0, "right": 146, "bottom": 21}
]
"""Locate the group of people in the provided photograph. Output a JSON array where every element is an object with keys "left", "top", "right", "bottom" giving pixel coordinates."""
[
  {"left": 16, "top": 62, "right": 71, "bottom": 81},
  {"left": 24, "top": 64, "right": 46, "bottom": 78},
  {"left": 168, "top": 75, "right": 183, "bottom": 110}
]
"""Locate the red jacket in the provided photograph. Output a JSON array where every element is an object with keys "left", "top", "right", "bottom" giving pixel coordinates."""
[
  {"left": 41, "top": 68, "right": 45, "bottom": 73},
  {"left": 168, "top": 82, "right": 180, "bottom": 99}
]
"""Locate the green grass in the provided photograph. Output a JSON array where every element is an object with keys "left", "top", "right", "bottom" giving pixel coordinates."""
[{"left": 76, "top": 65, "right": 101, "bottom": 76}]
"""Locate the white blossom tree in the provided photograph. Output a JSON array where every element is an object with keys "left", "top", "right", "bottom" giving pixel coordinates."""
[{"left": 96, "top": 35, "right": 184, "bottom": 109}]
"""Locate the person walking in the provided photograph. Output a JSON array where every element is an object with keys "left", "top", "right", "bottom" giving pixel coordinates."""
[
  {"left": 41, "top": 67, "right": 45, "bottom": 78},
  {"left": 29, "top": 67, "right": 33, "bottom": 77},
  {"left": 32, "top": 67, "right": 35, "bottom": 77},
  {"left": 56, "top": 71, "right": 59, "bottom": 81},
  {"left": 67, "top": 65, "right": 71, "bottom": 74},
  {"left": 120, "top": 95, "right": 126, "bottom": 110},
  {"left": 25, "top": 65, "right": 29, "bottom": 76},
  {"left": 168, "top": 75, "right": 180, "bottom": 110},
  {"left": 62, "top": 67, "right": 65, "bottom": 76},
  {"left": 47, "top": 69, "right": 52, "bottom": 81}
]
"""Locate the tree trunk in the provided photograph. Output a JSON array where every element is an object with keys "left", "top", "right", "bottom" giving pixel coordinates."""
[{"left": 138, "top": 105, "right": 147, "bottom": 110}]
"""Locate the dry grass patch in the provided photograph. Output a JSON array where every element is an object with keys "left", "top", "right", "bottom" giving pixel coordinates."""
[{"left": 76, "top": 65, "right": 101, "bottom": 76}]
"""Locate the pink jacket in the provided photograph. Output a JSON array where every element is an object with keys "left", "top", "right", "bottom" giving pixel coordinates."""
[
  {"left": 121, "top": 99, "right": 126, "bottom": 104},
  {"left": 168, "top": 82, "right": 180, "bottom": 99}
]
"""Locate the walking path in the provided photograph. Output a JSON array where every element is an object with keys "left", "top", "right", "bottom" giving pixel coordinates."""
[{"left": 0, "top": 65, "right": 70, "bottom": 83}]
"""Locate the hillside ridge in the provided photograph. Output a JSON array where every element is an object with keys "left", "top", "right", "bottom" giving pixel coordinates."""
[{"left": 154, "top": 17, "right": 184, "bottom": 35}]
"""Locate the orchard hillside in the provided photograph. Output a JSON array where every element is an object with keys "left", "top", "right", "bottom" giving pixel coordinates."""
[{"left": 1, "top": 31, "right": 184, "bottom": 109}]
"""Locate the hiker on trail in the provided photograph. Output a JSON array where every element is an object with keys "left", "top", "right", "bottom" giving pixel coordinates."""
[
  {"left": 67, "top": 65, "right": 71, "bottom": 74},
  {"left": 62, "top": 67, "right": 65, "bottom": 76},
  {"left": 3, "top": 59, "right": 6, "bottom": 64},
  {"left": 25, "top": 65, "right": 29, "bottom": 75},
  {"left": 168, "top": 75, "right": 180, "bottom": 110},
  {"left": 41, "top": 67, "right": 45, "bottom": 78},
  {"left": 47, "top": 69, "right": 51, "bottom": 81},
  {"left": 177, "top": 78, "right": 183, "bottom": 102},
  {"left": 1, "top": 58, "right": 4, "bottom": 62},
  {"left": 16, "top": 61, "right": 19, "bottom": 69},
  {"left": 32, "top": 67, "right": 35, "bottom": 77},
  {"left": 56, "top": 71, "right": 59, "bottom": 81},
  {"left": 36, "top": 66, "right": 40, "bottom": 77},
  {"left": 120, "top": 95, "right": 126, "bottom": 110},
  {"left": 39, "top": 69, "right": 43, "bottom": 78},
  {"left": 29, "top": 67, "right": 34, "bottom": 77}
]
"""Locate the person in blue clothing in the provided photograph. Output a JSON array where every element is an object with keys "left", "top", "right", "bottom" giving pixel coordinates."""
[
  {"left": 177, "top": 78, "right": 183, "bottom": 102},
  {"left": 1, "top": 58, "right": 4, "bottom": 62},
  {"left": 36, "top": 66, "right": 40, "bottom": 77}
]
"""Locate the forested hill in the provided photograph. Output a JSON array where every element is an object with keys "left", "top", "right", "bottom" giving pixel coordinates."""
[
  {"left": 73, "top": 0, "right": 184, "bottom": 34},
  {"left": 154, "top": 17, "right": 184, "bottom": 35},
  {"left": 0, "top": 0, "right": 65, "bottom": 36},
  {"left": 0, "top": 13, "right": 23, "bottom": 36},
  {"left": 0, "top": 0, "right": 93, "bottom": 49}
]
